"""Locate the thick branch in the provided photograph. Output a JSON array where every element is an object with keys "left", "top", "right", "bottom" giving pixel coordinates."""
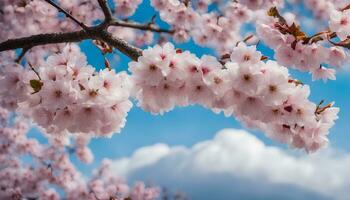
[
  {"left": 44, "top": 0, "right": 88, "bottom": 30},
  {"left": 97, "top": 31, "right": 142, "bottom": 61},
  {"left": 110, "top": 20, "right": 175, "bottom": 34},
  {"left": 0, "top": 29, "right": 142, "bottom": 61},
  {"left": 97, "top": 0, "right": 113, "bottom": 22},
  {"left": 0, "top": 31, "right": 91, "bottom": 51}
]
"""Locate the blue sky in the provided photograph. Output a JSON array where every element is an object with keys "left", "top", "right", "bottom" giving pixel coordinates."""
[{"left": 30, "top": 1, "right": 350, "bottom": 199}]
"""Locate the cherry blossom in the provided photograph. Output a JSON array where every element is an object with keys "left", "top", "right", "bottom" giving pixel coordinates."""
[
  {"left": 114, "top": 0, "right": 143, "bottom": 17},
  {"left": 304, "top": 0, "right": 348, "bottom": 20},
  {"left": 0, "top": 0, "right": 345, "bottom": 153},
  {"left": 150, "top": 0, "right": 246, "bottom": 53},
  {"left": 0, "top": 0, "right": 349, "bottom": 198},
  {"left": 0, "top": 107, "right": 159, "bottom": 200},
  {"left": 329, "top": 9, "right": 350, "bottom": 40},
  {"left": 256, "top": 12, "right": 349, "bottom": 80},
  {"left": 1, "top": 45, "right": 133, "bottom": 137},
  {"left": 238, "top": 0, "right": 283, "bottom": 10},
  {"left": 130, "top": 42, "right": 339, "bottom": 152}
]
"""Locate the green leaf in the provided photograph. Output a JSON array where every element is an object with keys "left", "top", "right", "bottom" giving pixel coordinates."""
[{"left": 30, "top": 79, "right": 43, "bottom": 93}]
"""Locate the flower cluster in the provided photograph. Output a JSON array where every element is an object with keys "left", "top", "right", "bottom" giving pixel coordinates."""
[
  {"left": 0, "top": 0, "right": 103, "bottom": 42},
  {"left": 114, "top": 0, "right": 143, "bottom": 17},
  {"left": 0, "top": 54, "right": 31, "bottom": 110},
  {"left": 0, "top": 108, "right": 159, "bottom": 200},
  {"left": 74, "top": 159, "right": 160, "bottom": 200},
  {"left": 0, "top": 0, "right": 59, "bottom": 41},
  {"left": 59, "top": 0, "right": 103, "bottom": 30},
  {"left": 304, "top": 0, "right": 348, "bottom": 19},
  {"left": 256, "top": 14, "right": 349, "bottom": 81},
  {"left": 130, "top": 42, "right": 339, "bottom": 152},
  {"left": 150, "top": 0, "right": 287, "bottom": 53},
  {"left": 237, "top": 0, "right": 283, "bottom": 10},
  {"left": 0, "top": 0, "right": 105, "bottom": 68},
  {"left": 151, "top": 0, "right": 247, "bottom": 53},
  {"left": 1, "top": 0, "right": 348, "bottom": 198},
  {"left": 29, "top": 44, "right": 132, "bottom": 136},
  {"left": 0, "top": 45, "right": 133, "bottom": 137},
  {"left": 74, "top": 135, "right": 94, "bottom": 164},
  {"left": 329, "top": 8, "right": 350, "bottom": 41}
]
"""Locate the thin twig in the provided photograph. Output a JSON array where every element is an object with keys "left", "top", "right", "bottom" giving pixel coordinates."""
[
  {"left": 15, "top": 47, "right": 30, "bottom": 63},
  {"left": 110, "top": 20, "right": 175, "bottom": 34},
  {"left": 28, "top": 63, "right": 41, "bottom": 80},
  {"left": 44, "top": 0, "right": 88, "bottom": 30}
]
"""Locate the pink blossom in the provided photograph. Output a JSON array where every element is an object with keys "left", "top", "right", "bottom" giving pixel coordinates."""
[
  {"left": 130, "top": 42, "right": 339, "bottom": 151},
  {"left": 329, "top": 9, "right": 350, "bottom": 40}
]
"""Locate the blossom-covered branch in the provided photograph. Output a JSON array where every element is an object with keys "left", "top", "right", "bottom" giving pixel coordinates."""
[
  {"left": 0, "top": 0, "right": 349, "bottom": 199},
  {"left": 0, "top": 0, "right": 172, "bottom": 61},
  {"left": 0, "top": 25, "right": 144, "bottom": 60}
]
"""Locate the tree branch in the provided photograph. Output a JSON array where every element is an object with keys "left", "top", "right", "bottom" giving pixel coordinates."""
[
  {"left": 97, "top": 31, "right": 142, "bottom": 60},
  {"left": 0, "top": 28, "right": 142, "bottom": 61},
  {"left": 44, "top": 0, "right": 88, "bottom": 30},
  {"left": 15, "top": 47, "right": 30, "bottom": 63},
  {"left": 0, "top": 31, "right": 91, "bottom": 52},
  {"left": 110, "top": 20, "right": 175, "bottom": 34},
  {"left": 97, "top": 0, "right": 113, "bottom": 22},
  {"left": 0, "top": 0, "right": 173, "bottom": 62}
]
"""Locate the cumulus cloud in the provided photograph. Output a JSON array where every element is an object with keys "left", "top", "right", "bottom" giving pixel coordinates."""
[{"left": 110, "top": 129, "right": 350, "bottom": 200}]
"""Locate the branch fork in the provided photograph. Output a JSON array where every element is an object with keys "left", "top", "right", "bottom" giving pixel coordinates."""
[{"left": 0, "top": 0, "right": 173, "bottom": 61}]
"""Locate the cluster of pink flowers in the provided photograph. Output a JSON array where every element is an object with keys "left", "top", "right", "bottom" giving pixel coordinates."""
[
  {"left": 2, "top": 0, "right": 349, "bottom": 198},
  {"left": 304, "top": 0, "right": 348, "bottom": 19},
  {"left": 0, "top": 0, "right": 59, "bottom": 42},
  {"left": 75, "top": 159, "right": 160, "bottom": 200},
  {"left": 74, "top": 135, "right": 94, "bottom": 164},
  {"left": 59, "top": 0, "right": 103, "bottom": 30},
  {"left": 151, "top": 0, "right": 250, "bottom": 53},
  {"left": 0, "top": 107, "right": 159, "bottom": 200},
  {"left": 150, "top": 0, "right": 349, "bottom": 80},
  {"left": 114, "top": 0, "right": 143, "bottom": 17},
  {"left": 0, "top": 52, "right": 31, "bottom": 110},
  {"left": 130, "top": 42, "right": 339, "bottom": 152},
  {"left": 0, "top": 0, "right": 345, "bottom": 152},
  {"left": 0, "top": 0, "right": 105, "bottom": 70},
  {"left": 329, "top": 8, "right": 350, "bottom": 41},
  {"left": 150, "top": 0, "right": 294, "bottom": 54},
  {"left": 237, "top": 0, "right": 283, "bottom": 10},
  {"left": 0, "top": 0, "right": 102, "bottom": 42},
  {"left": 256, "top": 15, "right": 349, "bottom": 81},
  {"left": 0, "top": 44, "right": 133, "bottom": 137}
]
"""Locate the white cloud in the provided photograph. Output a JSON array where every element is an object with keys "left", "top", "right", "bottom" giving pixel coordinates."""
[{"left": 111, "top": 129, "right": 350, "bottom": 200}]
